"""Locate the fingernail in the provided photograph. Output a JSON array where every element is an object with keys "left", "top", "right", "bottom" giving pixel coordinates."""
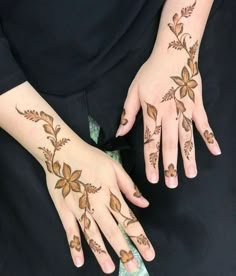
[
  {"left": 150, "top": 173, "right": 158, "bottom": 184},
  {"left": 214, "top": 147, "right": 222, "bottom": 155},
  {"left": 116, "top": 125, "right": 124, "bottom": 137},
  {"left": 102, "top": 260, "right": 115, "bottom": 274},
  {"left": 167, "top": 177, "right": 178, "bottom": 189},
  {"left": 144, "top": 248, "right": 155, "bottom": 261},
  {"left": 188, "top": 168, "right": 197, "bottom": 178},
  {"left": 140, "top": 197, "right": 149, "bottom": 205},
  {"left": 125, "top": 258, "right": 138, "bottom": 273},
  {"left": 75, "top": 257, "right": 83, "bottom": 268}
]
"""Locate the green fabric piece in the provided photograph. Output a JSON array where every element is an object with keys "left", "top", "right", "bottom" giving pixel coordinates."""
[{"left": 88, "top": 116, "right": 149, "bottom": 276}]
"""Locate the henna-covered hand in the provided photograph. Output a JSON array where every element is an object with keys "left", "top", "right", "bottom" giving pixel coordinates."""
[
  {"left": 16, "top": 108, "right": 155, "bottom": 274},
  {"left": 116, "top": 1, "right": 221, "bottom": 188}
]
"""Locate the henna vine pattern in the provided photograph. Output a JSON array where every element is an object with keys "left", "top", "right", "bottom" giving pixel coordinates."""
[
  {"left": 16, "top": 107, "right": 148, "bottom": 258},
  {"left": 161, "top": 1, "right": 198, "bottom": 160},
  {"left": 109, "top": 191, "right": 150, "bottom": 249},
  {"left": 70, "top": 235, "right": 81, "bottom": 252},
  {"left": 16, "top": 107, "right": 106, "bottom": 255},
  {"left": 144, "top": 103, "right": 161, "bottom": 168}
]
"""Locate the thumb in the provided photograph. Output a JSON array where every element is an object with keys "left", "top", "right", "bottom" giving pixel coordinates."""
[{"left": 116, "top": 84, "right": 140, "bottom": 137}]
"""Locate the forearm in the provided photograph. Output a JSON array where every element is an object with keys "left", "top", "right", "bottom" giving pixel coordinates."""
[
  {"left": 0, "top": 82, "right": 84, "bottom": 166},
  {"left": 151, "top": 0, "right": 214, "bottom": 60}
]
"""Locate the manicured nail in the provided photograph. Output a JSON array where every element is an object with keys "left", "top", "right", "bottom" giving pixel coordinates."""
[
  {"left": 214, "top": 147, "right": 221, "bottom": 155},
  {"left": 116, "top": 125, "right": 124, "bottom": 137},
  {"left": 150, "top": 173, "right": 158, "bottom": 184},
  {"left": 188, "top": 167, "right": 197, "bottom": 178},
  {"left": 125, "top": 258, "right": 138, "bottom": 273},
  {"left": 166, "top": 177, "right": 178, "bottom": 189},
  {"left": 140, "top": 197, "right": 149, "bottom": 205},
  {"left": 102, "top": 260, "right": 115, "bottom": 274},
  {"left": 75, "top": 257, "right": 83, "bottom": 268},
  {"left": 144, "top": 248, "right": 155, "bottom": 261}
]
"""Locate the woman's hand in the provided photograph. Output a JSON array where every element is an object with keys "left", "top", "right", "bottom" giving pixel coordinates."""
[
  {"left": 116, "top": 2, "right": 221, "bottom": 188},
  {"left": 16, "top": 107, "right": 155, "bottom": 274}
]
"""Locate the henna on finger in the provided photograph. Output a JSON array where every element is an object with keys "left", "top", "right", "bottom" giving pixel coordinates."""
[
  {"left": 120, "top": 108, "right": 128, "bottom": 126},
  {"left": 129, "top": 234, "right": 150, "bottom": 248},
  {"left": 144, "top": 103, "right": 161, "bottom": 169},
  {"left": 70, "top": 235, "right": 82, "bottom": 252},
  {"left": 120, "top": 250, "right": 134, "bottom": 264},
  {"left": 164, "top": 164, "right": 177, "bottom": 177},
  {"left": 133, "top": 184, "right": 142, "bottom": 198},
  {"left": 109, "top": 191, "right": 137, "bottom": 227},
  {"left": 204, "top": 130, "right": 215, "bottom": 144}
]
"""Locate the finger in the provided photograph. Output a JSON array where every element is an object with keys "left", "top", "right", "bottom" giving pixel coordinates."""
[
  {"left": 108, "top": 188, "right": 155, "bottom": 262},
  {"left": 179, "top": 113, "right": 198, "bottom": 178},
  {"left": 112, "top": 161, "right": 149, "bottom": 208},
  {"left": 193, "top": 106, "right": 221, "bottom": 155},
  {"left": 116, "top": 83, "right": 140, "bottom": 137},
  {"left": 53, "top": 198, "right": 84, "bottom": 268},
  {"left": 93, "top": 206, "right": 140, "bottom": 273},
  {"left": 162, "top": 113, "right": 179, "bottom": 188},
  {"left": 142, "top": 101, "right": 161, "bottom": 184},
  {"left": 75, "top": 210, "right": 115, "bottom": 274}
]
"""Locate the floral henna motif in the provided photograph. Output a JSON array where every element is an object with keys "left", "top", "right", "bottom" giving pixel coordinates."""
[
  {"left": 162, "top": 1, "right": 198, "bottom": 160},
  {"left": 204, "top": 130, "right": 215, "bottom": 144},
  {"left": 120, "top": 250, "right": 134, "bottom": 264},
  {"left": 120, "top": 108, "right": 128, "bottom": 126},
  {"left": 16, "top": 108, "right": 106, "bottom": 255},
  {"left": 70, "top": 235, "right": 81, "bottom": 252},
  {"left": 164, "top": 164, "right": 177, "bottom": 178},
  {"left": 144, "top": 103, "right": 161, "bottom": 168},
  {"left": 129, "top": 234, "right": 150, "bottom": 248}
]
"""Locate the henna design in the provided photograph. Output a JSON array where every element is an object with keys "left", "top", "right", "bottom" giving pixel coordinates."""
[
  {"left": 89, "top": 239, "right": 106, "bottom": 254},
  {"left": 16, "top": 107, "right": 106, "bottom": 255},
  {"left": 204, "top": 130, "right": 215, "bottom": 144},
  {"left": 144, "top": 103, "right": 161, "bottom": 168},
  {"left": 70, "top": 235, "right": 81, "bottom": 252},
  {"left": 164, "top": 164, "right": 177, "bottom": 177},
  {"left": 120, "top": 250, "right": 134, "bottom": 264},
  {"left": 109, "top": 191, "right": 137, "bottom": 227},
  {"left": 129, "top": 234, "right": 150, "bottom": 248},
  {"left": 161, "top": 1, "right": 198, "bottom": 160},
  {"left": 133, "top": 184, "right": 142, "bottom": 198},
  {"left": 120, "top": 109, "right": 128, "bottom": 126}
]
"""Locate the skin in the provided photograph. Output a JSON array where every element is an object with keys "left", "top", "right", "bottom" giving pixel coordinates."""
[
  {"left": 0, "top": 0, "right": 220, "bottom": 274},
  {"left": 0, "top": 83, "right": 155, "bottom": 274},
  {"left": 116, "top": 0, "right": 221, "bottom": 188}
]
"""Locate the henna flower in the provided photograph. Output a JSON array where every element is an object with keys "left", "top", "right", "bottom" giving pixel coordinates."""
[
  {"left": 164, "top": 164, "right": 177, "bottom": 177},
  {"left": 70, "top": 235, "right": 81, "bottom": 252},
  {"left": 120, "top": 250, "right": 134, "bottom": 264},
  {"left": 55, "top": 163, "right": 81, "bottom": 198},
  {"left": 171, "top": 66, "right": 197, "bottom": 102}
]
